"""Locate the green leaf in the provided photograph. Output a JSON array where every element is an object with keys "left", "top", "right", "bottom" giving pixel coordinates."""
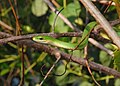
[
  {"left": 0, "top": 69, "right": 10, "bottom": 76},
  {"left": 79, "top": 81, "right": 93, "bottom": 86},
  {"left": 72, "top": 50, "right": 81, "bottom": 57},
  {"left": 115, "top": 79, "right": 120, "bottom": 86},
  {"left": 0, "top": 55, "right": 18, "bottom": 63},
  {"left": 62, "top": 0, "right": 81, "bottom": 23},
  {"left": 79, "top": 22, "right": 97, "bottom": 49},
  {"left": 22, "top": 25, "right": 34, "bottom": 33},
  {"left": 99, "top": 51, "right": 112, "bottom": 66},
  {"left": 49, "top": 0, "right": 81, "bottom": 33},
  {"left": 75, "top": 18, "right": 83, "bottom": 25},
  {"left": 114, "top": 50, "right": 120, "bottom": 71},
  {"left": 104, "top": 43, "right": 117, "bottom": 50},
  {"left": 113, "top": 26, "right": 120, "bottom": 36},
  {"left": 62, "top": 1, "right": 81, "bottom": 17},
  {"left": 31, "top": 0, "right": 48, "bottom": 16}
]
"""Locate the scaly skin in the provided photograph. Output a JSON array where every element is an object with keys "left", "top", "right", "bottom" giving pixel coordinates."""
[{"left": 32, "top": 22, "right": 97, "bottom": 50}]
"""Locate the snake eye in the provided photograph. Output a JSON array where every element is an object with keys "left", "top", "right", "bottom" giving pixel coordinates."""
[{"left": 39, "top": 37, "right": 44, "bottom": 40}]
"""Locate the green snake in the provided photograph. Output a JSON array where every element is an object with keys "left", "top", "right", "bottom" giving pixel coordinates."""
[{"left": 32, "top": 22, "right": 97, "bottom": 50}]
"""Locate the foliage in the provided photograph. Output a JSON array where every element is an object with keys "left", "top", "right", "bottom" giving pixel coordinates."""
[{"left": 0, "top": 0, "right": 120, "bottom": 86}]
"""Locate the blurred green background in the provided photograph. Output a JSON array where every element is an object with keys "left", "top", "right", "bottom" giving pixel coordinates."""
[{"left": 0, "top": 0, "right": 120, "bottom": 86}]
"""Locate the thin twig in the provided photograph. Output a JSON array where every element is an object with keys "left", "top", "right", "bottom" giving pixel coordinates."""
[
  {"left": 88, "top": 38, "right": 114, "bottom": 56},
  {"left": 40, "top": 51, "right": 61, "bottom": 86},
  {"left": 8, "top": 0, "right": 24, "bottom": 86},
  {"left": 52, "top": 8, "right": 64, "bottom": 32},
  {"left": 85, "top": 60, "right": 101, "bottom": 86},
  {"left": 84, "top": 46, "right": 101, "bottom": 86},
  {"left": 8, "top": 0, "right": 21, "bottom": 35},
  {"left": 0, "top": 20, "right": 13, "bottom": 31},
  {"left": 50, "top": 0, "right": 60, "bottom": 8},
  {"left": 24, "top": 55, "right": 34, "bottom": 75}
]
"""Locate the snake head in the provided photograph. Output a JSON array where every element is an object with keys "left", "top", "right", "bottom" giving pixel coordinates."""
[{"left": 32, "top": 36, "right": 52, "bottom": 44}]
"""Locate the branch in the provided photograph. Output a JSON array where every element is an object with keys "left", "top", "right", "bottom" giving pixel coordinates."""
[
  {"left": 0, "top": 0, "right": 120, "bottom": 78},
  {"left": 0, "top": 20, "right": 13, "bottom": 31},
  {"left": 80, "top": 0, "right": 120, "bottom": 49},
  {"left": 18, "top": 40, "right": 120, "bottom": 78},
  {"left": 92, "top": 0, "right": 115, "bottom": 5},
  {"left": 0, "top": 32, "right": 114, "bottom": 56},
  {"left": 94, "top": 19, "right": 120, "bottom": 30},
  {"left": 0, "top": 32, "right": 82, "bottom": 44},
  {"left": 88, "top": 38, "right": 114, "bottom": 57},
  {"left": 0, "top": 32, "right": 120, "bottom": 77}
]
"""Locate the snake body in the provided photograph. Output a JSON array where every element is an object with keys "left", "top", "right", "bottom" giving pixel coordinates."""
[{"left": 32, "top": 22, "right": 97, "bottom": 50}]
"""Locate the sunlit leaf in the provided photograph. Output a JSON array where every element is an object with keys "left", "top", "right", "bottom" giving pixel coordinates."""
[
  {"left": 100, "top": 31, "right": 110, "bottom": 40},
  {"left": 104, "top": 43, "right": 118, "bottom": 50},
  {"left": 72, "top": 50, "right": 81, "bottom": 57},
  {"left": 62, "top": 0, "right": 81, "bottom": 17},
  {"left": 99, "top": 51, "right": 112, "bottom": 66},
  {"left": 0, "top": 55, "right": 18, "bottom": 63},
  {"left": 115, "top": 79, "right": 120, "bottom": 86},
  {"left": 75, "top": 18, "right": 83, "bottom": 25},
  {"left": 32, "top": 0, "right": 48, "bottom": 16},
  {"left": 22, "top": 25, "right": 34, "bottom": 33},
  {"left": 0, "top": 69, "right": 9, "bottom": 76}
]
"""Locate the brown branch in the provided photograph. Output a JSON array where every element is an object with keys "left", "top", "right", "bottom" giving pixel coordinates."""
[
  {"left": 17, "top": 40, "right": 120, "bottom": 78},
  {"left": 50, "top": 0, "right": 60, "bottom": 8},
  {"left": 0, "top": 32, "right": 82, "bottom": 44},
  {"left": 92, "top": 0, "right": 115, "bottom": 5},
  {"left": 94, "top": 19, "right": 120, "bottom": 30},
  {"left": 0, "top": 31, "right": 114, "bottom": 57},
  {"left": 88, "top": 38, "right": 114, "bottom": 56},
  {"left": 0, "top": 32, "right": 120, "bottom": 77},
  {"left": 0, "top": 32, "right": 114, "bottom": 56},
  {"left": 0, "top": 20, "right": 13, "bottom": 31},
  {"left": 1, "top": 0, "right": 119, "bottom": 57},
  {"left": 1, "top": 0, "right": 120, "bottom": 77}
]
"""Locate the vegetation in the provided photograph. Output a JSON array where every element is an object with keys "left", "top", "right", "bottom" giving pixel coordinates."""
[{"left": 0, "top": 0, "right": 120, "bottom": 86}]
